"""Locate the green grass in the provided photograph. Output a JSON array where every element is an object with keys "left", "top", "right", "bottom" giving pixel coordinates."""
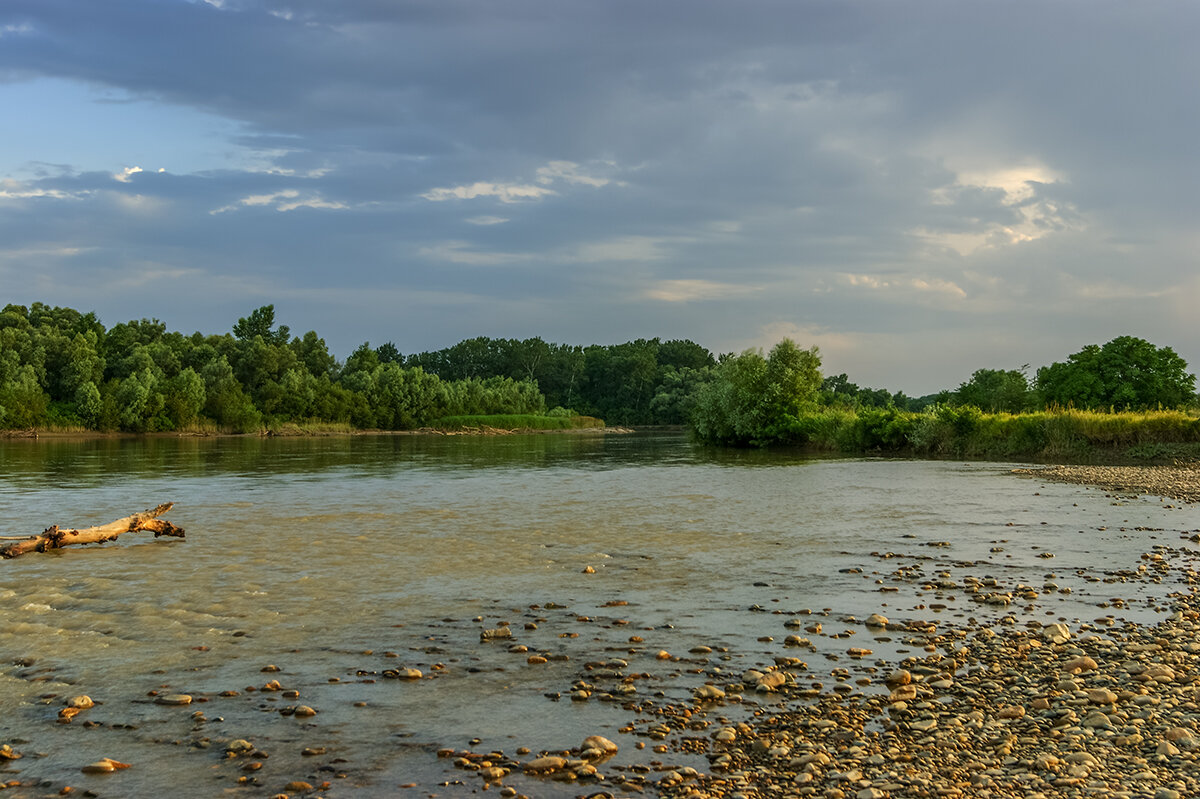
[
  {"left": 777, "top": 406, "right": 1200, "bottom": 461},
  {"left": 263, "top": 421, "right": 358, "bottom": 436},
  {"left": 432, "top": 414, "right": 605, "bottom": 431}
]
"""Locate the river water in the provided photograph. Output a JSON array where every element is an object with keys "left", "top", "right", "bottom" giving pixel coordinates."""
[{"left": 0, "top": 432, "right": 1194, "bottom": 797}]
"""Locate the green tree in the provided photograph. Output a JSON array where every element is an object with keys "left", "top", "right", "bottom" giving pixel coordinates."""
[
  {"left": 1036, "top": 336, "right": 1196, "bottom": 410},
  {"left": 952, "top": 368, "right": 1031, "bottom": 413},
  {"left": 232, "top": 305, "right": 290, "bottom": 346},
  {"left": 374, "top": 341, "right": 403, "bottom": 365},
  {"left": 649, "top": 365, "right": 714, "bottom": 424},
  {"left": 0, "top": 364, "right": 49, "bottom": 428},
  {"left": 292, "top": 331, "right": 338, "bottom": 378},
  {"left": 691, "top": 339, "right": 822, "bottom": 446},
  {"left": 162, "top": 368, "right": 207, "bottom": 428}
]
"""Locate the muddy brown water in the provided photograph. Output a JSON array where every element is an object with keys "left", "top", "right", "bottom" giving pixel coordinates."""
[{"left": 0, "top": 432, "right": 1195, "bottom": 797}]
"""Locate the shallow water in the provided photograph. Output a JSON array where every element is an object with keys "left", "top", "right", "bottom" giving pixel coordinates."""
[{"left": 0, "top": 432, "right": 1195, "bottom": 797}]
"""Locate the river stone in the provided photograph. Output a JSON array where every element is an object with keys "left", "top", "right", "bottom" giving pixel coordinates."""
[
  {"left": 865, "top": 614, "right": 889, "bottom": 629},
  {"left": 695, "top": 684, "right": 726, "bottom": 700},
  {"left": 1164, "top": 727, "right": 1193, "bottom": 741},
  {"left": 757, "top": 671, "right": 787, "bottom": 691},
  {"left": 1042, "top": 623, "right": 1072, "bottom": 644},
  {"left": 714, "top": 727, "right": 737, "bottom": 743},
  {"left": 283, "top": 781, "right": 313, "bottom": 792},
  {"left": 481, "top": 627, "right": 512, "bottom": 641},
  {"left": 524, "top": 755, "right": 567, "bottom": 773},
  {"left": 155, "top": 694, "right": 193, "bottom": 705},
  {"left": 581, "top": 735, "right": 618, "bottom": 755},
  {"left": 1145, "top": 664, "right": 1176, "bottom": 682},
  {"left": 1087, "top": 688, "right": 1118, "bottom": 704}
]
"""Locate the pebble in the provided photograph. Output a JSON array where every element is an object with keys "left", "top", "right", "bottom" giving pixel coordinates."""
[
  {"left": 154, "top": 694, "right": 192, "bottom": 705},
  {"left": 80, "top": 758, "right": 131, "bottom": 774}
]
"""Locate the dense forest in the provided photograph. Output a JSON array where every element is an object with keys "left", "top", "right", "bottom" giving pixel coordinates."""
[
  {"left": 1, "top": 303, "right": 1196, "bottom": 447},
  {"left": 0, "top": 302, "right": 738, "bottom": 432}
]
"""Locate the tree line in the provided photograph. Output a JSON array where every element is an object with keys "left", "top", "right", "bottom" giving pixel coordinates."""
[
  {"left": 0, "top": 303, "right": 723, "bottom": 432},
  {"left": 0, "top": 303, "right": 546, "bottom": 432},
  {"left": 690, "top": 335, "right": 1198, "bottom": 447},
  {"left": 1, "top": 302, "right": 1193, "bottom": 437}
]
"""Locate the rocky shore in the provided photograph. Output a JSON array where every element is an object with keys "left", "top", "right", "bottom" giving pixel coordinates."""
[
  {"left": 432, "top": 467, "right": 1200, "bottom": 799},
  {"left": 1013, "top": 464, "right": 1200, "bottom": 504}
]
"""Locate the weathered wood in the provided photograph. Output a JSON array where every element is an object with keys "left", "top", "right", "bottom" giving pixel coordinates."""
[{"left": 1, "top": 503, "right": 184, "bottom": 559}]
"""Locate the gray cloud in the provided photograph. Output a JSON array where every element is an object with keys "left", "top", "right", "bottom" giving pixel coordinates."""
[{"left": 0, "top": 0, "right": 1196, "bottom": 394}]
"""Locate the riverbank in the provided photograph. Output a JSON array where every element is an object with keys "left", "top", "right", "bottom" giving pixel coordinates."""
[
  {"left": 0, "top": 423, "right": 627, "bottom": 442},
  {"left": 432, "top": 465, "right": 1200, "bottom": 799},
  {"left": 1015, "top": 463, "right": 1200, "bottom": 504}
]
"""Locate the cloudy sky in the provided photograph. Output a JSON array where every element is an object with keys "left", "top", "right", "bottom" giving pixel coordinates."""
[{"left": 1, "top": 1, "right": 1196, "bottom": 394}]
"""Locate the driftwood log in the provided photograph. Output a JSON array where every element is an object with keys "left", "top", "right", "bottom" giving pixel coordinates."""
[{"left": 1, "top": 503, "right": 184, "bottom": 559}]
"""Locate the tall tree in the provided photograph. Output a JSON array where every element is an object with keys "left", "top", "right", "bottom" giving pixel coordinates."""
[
  {"left": 232, "top": 305, "right": 290, "bottom": 346},
  {"left": 691, "top": 339, "right": 822, "bottom": 446},
  {"left": 1036, "top": 336, "right": 1196, "bottom": 410},
  {"left": 953, "top": 368, "right": 1031, "bottom": 413}
]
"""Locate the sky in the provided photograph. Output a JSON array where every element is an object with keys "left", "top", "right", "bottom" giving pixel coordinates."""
[{"left": 1, "top": 0, "right": 1197, "bottom": 395}]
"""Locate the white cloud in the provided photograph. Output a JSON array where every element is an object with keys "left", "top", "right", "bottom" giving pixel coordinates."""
[
  {"left": 843, "top": 272, "right": 967, "bottom": 299},
  {"left": 642, "top": 279, "right": 760, "bottom": 303},
  {"left": 465, "top": 215, "right": 510, "bottom": 226},
  {"left": 918, "top": 161, "right": 1084, "bottom": 255},
  {"left": 0, "top": 179, "right": 89, "bottom": 202},
  {"left": 0, "top": 23, "right": 33, "bottom": 38},
  {"left": 210, "top": 189, "right": 346, "bottom": 214},
  {"left": 422, "top": 160, "right": 619, "bottom": 204},
  {"left": 536, "top": 160, "right": 612, "bottom": 187},
  {"left": 113, "top": 166, "right": 143, "bottom": 183},
  {"left": 277, "top": 196, "right": 345, "bottom": 212},
  {"left": 421, "top": 181, "right": 557, "bottom": 203}
]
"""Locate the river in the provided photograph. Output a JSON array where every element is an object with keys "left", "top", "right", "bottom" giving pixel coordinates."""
[{"left": 0, "top": 431, "right": 1192, "bottom": 797}]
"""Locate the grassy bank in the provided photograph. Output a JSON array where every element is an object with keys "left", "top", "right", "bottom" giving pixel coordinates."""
[
  {"left": 430, "top": 414, "right": 606, "bottom": 432},
  {"left": 782, "top": 406, "right": 1200, "bottom": 461}
]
